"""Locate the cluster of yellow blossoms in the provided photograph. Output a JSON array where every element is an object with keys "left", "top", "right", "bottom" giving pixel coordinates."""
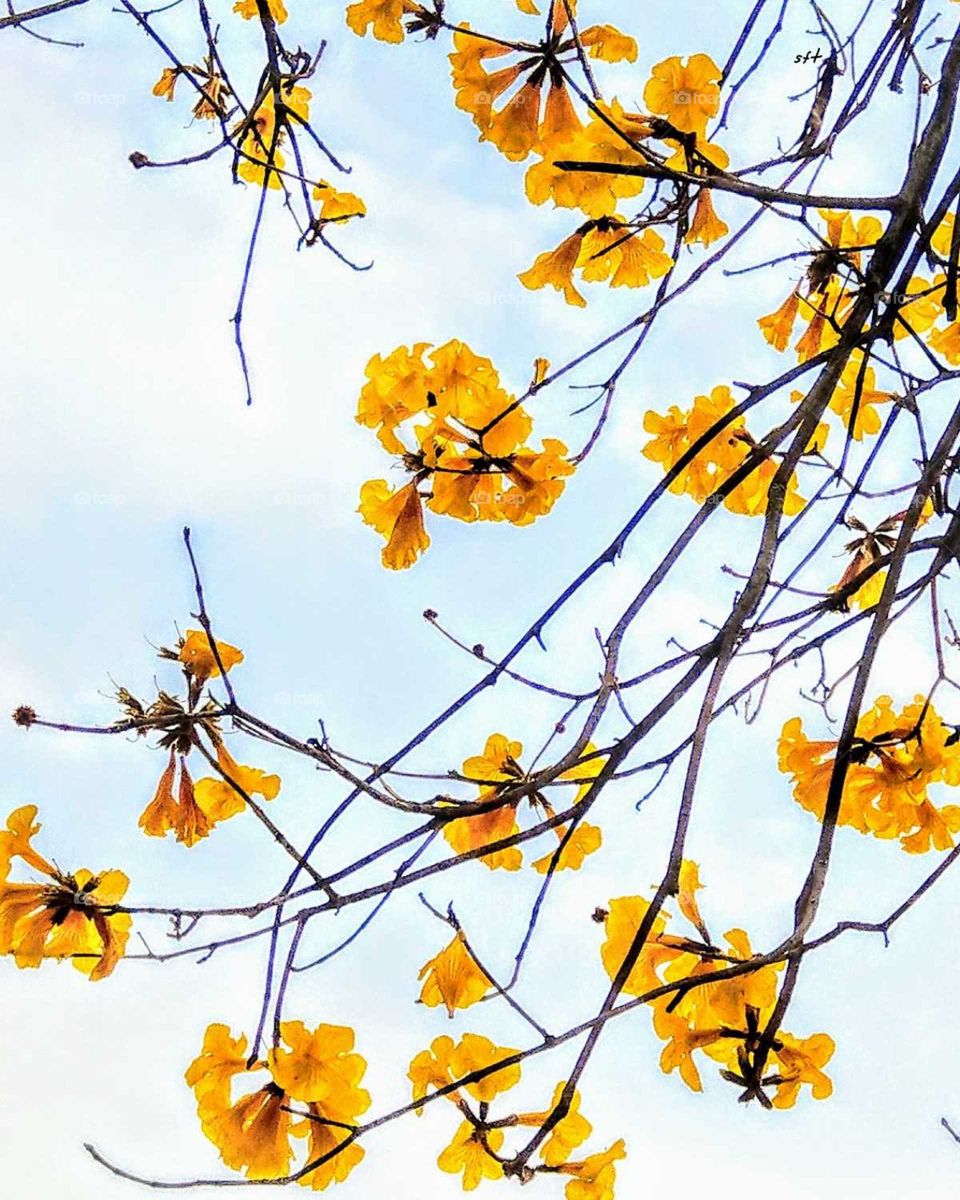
[
  {"left": 758, "top": 208, "right": 960, "bottom": 375},
  {"left": 409, "top": 1032, "right": 626, "bottom": 1196},
  {"left": 135, "top": 629, "right": 283, "bottom": 846},
  {"left": 152, "top": 37, "right": 365, "bottom": 225},
  {"left": 0, "top": 805, "right": 131, "bottom": 981},
  {"left": 186, "top": 1020, "right": 370, "bottom": 1187},
  {"left": 778, "top": 696, "right": 960, "bottom": 854},
  {"left": 357, "top": 342, "right": 575, "bottom": 568},
  {"left": 440, "top": 733, "right": 603, "bottom": 874},
  {"left": 347, "top": 0, "right": 729, "bottom": 307},
  {"left": 600, "top": 862, "right": 834, "bottom": 1108},
  {"left": 641, "top": 383, "right": 826, "bottom": 517}
]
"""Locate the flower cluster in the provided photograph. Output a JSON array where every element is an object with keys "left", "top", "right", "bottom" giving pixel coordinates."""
[
  {"left": 758, "top": 209, "right": 883, "bottom": 364},
  {"left": 441, "top": 733, "right": 604, "bottom": 874},
  {"left": 408, "top": 1033, "right": 626, "bottom": 1197},
  {"left": 641, "top": 384, "right": 826, "bottom": 516},
  {"left": 357, "top": 342, "right": 575, "bottom": 568},
  {"left": 186, "top": 1020, "right": 370, "bottom": 1187},
  {"left": 778, "top": 697, "right": 960, "bottom": 853},
  {"left": 599, "top": 862, "right": 834, "bottom": 1108},
  {"left": 0, "top": 805, "right": 131, "bottom": 981},
  {"left": 134, "top": 629, "right": 282, "bottom": 845}
]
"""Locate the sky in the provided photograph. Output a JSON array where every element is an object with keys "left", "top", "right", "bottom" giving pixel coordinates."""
[{"left": 4, "top": 1, "right": 960, "bottom": 1197}]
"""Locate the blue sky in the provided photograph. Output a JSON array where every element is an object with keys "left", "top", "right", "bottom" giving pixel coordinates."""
[{"left": 4, "top": 1, "right": 960, "bottom": 1196}]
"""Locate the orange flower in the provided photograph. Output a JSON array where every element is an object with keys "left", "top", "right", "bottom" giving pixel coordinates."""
[
  {"left": 178, "top": 628, "right": 245, "bottom": 681},
  {"left": 139, "top": 751, "right": 212, "bottom": 846},
  {"left": 194, "top": 740, "right": 282, "bottom": 825},
  {"left": 685, "top": 188, "right": 728, "bottom": 247},
  {"left": 757, "top": 291, "right": 800, "bottom": 351},
  {"left": 152, "top": 67, "right": 179, "bottom": 101}
]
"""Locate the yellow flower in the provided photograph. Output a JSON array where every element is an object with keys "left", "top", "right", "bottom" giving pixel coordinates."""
[
  {"left": 203, "top": 1084, "right": 295, "bottom": 1180},
  {"left": 577, "top": 220, "right": 673, "bottom": 290},
  {"left": 358, "top": 343, "right": 574, "bottom": 563},
  {"left": 139, "top": 751, "right": 212, "bottom": 846},
  {"left": 928, "top": 320, "right": 960, "bottom": 364},
  {"left": 643, "top": 54, "right": 721, "bottom": 135},
  {"left": 346, "top": 0, "right": 422, "bottom": 42},
  {"left": 193, "top": 740, "right": 282, "bottom": 825},
  {"left": 578, "top": 25, "right": 638, "bottom": 63},
  {"left": 178, "top": 629, "right": 245, "bottom": 681},
  {"left": 685, "top": 188, "right": 728, "bottom": 247},
  {"left": 827, "top": 353, "right": 892, "bottom": 440},
  {"left": 516, "top": 1083, "right": 592, "bottom": 1166},
  {"left": 518, "top": 230, "right": 589, "bottom": 307},
  {"left": 757, "top": 291, "right": 800, "bottom": 352},
  {"left": 892, "top": 274, "right": 944, "bottom": 340},
  {"left": 818, "top": 208, "right": 883, "bottom": 269},
  {"left": 188, "top": 1020, "right": 369, "bottom": 1186},
  {"left": 268, "top": 1021, "right": 370, "bottom": 1116},
  {"left": 234, "top": 86, "right": 309, "bottom": 188},
  {"left": 600, "top": 895, "right": 684, "bottom": 997},
  {"left": 291, "top": 1105, "right": 365, "bottom": 1190},
  {"left": 234, "top": 0, "right": 288, "bottom": 21},
  {"left": 312, "top": 181, "right": 366, "bottom": 222},
  {"left": 520, "top": 219, "right": 673, "bottom": 307},
  {"left": 531, "top": 744, "right": 605, "bottom": 873},
  {"left": 777, "top": 698, "right": 960, "bottom": 850},
  {"left": 408, "top": 1035, "right": 456, "bottom": 1112},
  {"left": 0, "top": 803, "right": 56, "bottom": 880},
  {"left": 532, "top": 822, "right": 602, "bottom": 873},
  {"left": 186, "top": 1024, "right": 252, "bottom": 1125},
  {"left": 451, "top": 1032, "right": 521, "bottom": 1102},
  {"left": 443, "top": 733, "right": 525, "bottom": 870},
  {"left": 643, "top": 384, "right": 807, "bottom": 516},
  {"left": 794, "top": 283, "right": 851, "bottom": 362},
  {"left": 525, "top": 100, "right": 649, "bottom": 219},
  {"left": 437, "top": 1121, "right": 503, "bottom": 1191},
  {"left": 770, "top": 1032, "right": 835, "bottom": 1109},
  {"left": 0, "top": 807, "right": 131, "bottom": 981},
  {"left": 152, "top": 67, "right": 179, "bottom": 101},
  {"left": 356, "top": 341, "right": 433, "bottom": 454},
  {"left": 449, "top": 20, "right": 596, "bottom": 164},
  {"left": 358, "top": 478, "right": 430, "bottom": 571},
  {"left": 480, "top": 78, "right": 544, "bottom": 161},
  {"left": 417, "top": 931, "right": 490, "bottom": 1016},
  {"left": 677, "top": 858, "right": 707, "bottom": 937},
  {"left": 558, "top": 1138, "right": 627, "bottom": 1200}
]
